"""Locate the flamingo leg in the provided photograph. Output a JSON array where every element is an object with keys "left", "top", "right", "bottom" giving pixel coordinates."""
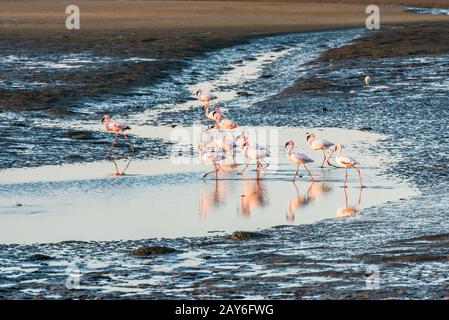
[
  {"left": 238, "top": 162, "right": 250, "bottom": 176},
  {"left": 354, "top": 166, "right": 364, "bottom": 188},
  {"left": 110, "top": 133, "right": 119, "bottom": 149},
  {"left": 112, "top": 161, "right": 120, "bottom": 175},
  {"left": 122, "top": 159, "right": 132, "bottom": 175},
  {"left": 344, "top": 167, "right": 348, "bottom": 188},
  {"left": 320, "top": 150, "right": 326, "bottom": 168},
  {"left": 202, "top": 163, "right": 219, "bottom": 179},
  {"left": 292, "top": 164, "right": 300, "bottom": 182},
  {"left": 325, "top": 149, "right": 338, "bottom": 167},
  {"left": 262, "top": 159, "right": 270, "bottom": 170},
  {"left": 122, "top": 132, "right": 134, "bottom": 152},
  {"left": 303, "top": 164, "right": 316, "bottom": 182}
]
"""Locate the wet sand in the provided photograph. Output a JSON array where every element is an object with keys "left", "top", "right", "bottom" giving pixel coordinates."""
[{"left": 1, "top": 1, "right": 448, "bottom": 111}]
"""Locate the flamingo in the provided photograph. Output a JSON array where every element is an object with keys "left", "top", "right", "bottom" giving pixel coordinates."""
[
  {"left": 238, "top": 141, "right": 270, "bottom": 176},
  {"left": 101, "top": 114, "right": 134, "bottom": 152},
  {"left": 285, "top": 140, "right": 315, "bottom": 182},
  {"left": 236, "top": 131, "right": 270, "bottom": 168},
  {"left": 364, "top": 75, "right": 370, "bottom": 86},
  {"left": 202, "top": 103, "right": 221, "bottom": 123},
  {"left": 333, "top": 144, "right": 364, "bottom": 188},
  {"left": 306, "top": 132, "right": 336, "bottom": 167},
  {"left": 212, "top": 130, "right": 236, "bottom": 153},
  {"left": 196, "top": 89, "right": 217, "bottom": 102},
  {"left": 198, "top": 143, "right": 225, "bottom": 179}
]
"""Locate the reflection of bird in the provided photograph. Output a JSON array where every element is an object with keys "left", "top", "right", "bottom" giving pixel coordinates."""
[
  {"left": 239, "top": 179, "right": 268, "bottom": 216},
  {"left": 306, "top": 132, "right": 336, "bottom": 167},
  {"left": 198, "top": 143, "right": 225, "bottom": 179},
  {"left": 111, "top": 159, "right": 132, "bottom": 176},
  {"left": 196, "top": 89, "right": 217, "bottom": 102},
  {"left": 238, "top": 141, "right": 270, "bottom": 176},
  {"left": 199, "top": 179, "right": 226, "bottom": 220},
  {"left": 307, "top": 182, "right": 332, "bottom": 201},
  {"left": 364, "top": 75, "right": 370, "bottom": 86},
  {"left": 101, "top": 114, "right": 134, "bottom": 152},
  {"left": 333, "top": 144, "right": 363, "bottom": 188},
  {"left": 285, "top": 140, "right": 315, "bottom": 182},
  {"left": 287, "top": 182, "right": 312, "bottom": 223},
  {"left": 336, "top": 187, "right": 362, "bottom": 217}
]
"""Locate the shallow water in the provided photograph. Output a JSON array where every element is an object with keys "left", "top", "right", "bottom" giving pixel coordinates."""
[{"left": 0, "top": 127, "right": 415, "bottom": 244}]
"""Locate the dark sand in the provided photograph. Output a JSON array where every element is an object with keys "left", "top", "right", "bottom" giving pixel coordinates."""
[{"left": 1, "top": 0, "right": 448, "bottom": 111}]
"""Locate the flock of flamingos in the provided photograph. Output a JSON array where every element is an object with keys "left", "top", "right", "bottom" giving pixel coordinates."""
[{"left": 100, "top": 88, "right": 364, "bottom": 188}]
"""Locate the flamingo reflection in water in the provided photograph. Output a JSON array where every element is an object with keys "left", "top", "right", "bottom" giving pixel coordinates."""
[
  {"left": 110, "top": 158, "right": 133, "bottom": 176},
  {"left": 336, "top": 187, "right": 363, "bottom": 217},
  {"left": 239, "top": 178, "right": 269, "bottom": 217},
  {"left": 287, "top": 182, "right": 332, "bottom": 223},
  {"left": 199, "top": 179, "right": 227, "bottom": 220}
]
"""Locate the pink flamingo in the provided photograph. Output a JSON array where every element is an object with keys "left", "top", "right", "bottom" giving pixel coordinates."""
[
  {"left": 101, "top": 115, "right": 134, "bottom": 152},
  {"left": 306, "top": 132, "right": 336, "bottom": 167},
  {"left": 285, "top": 140, "right": 315, "bottom": 182},
  {"left": 198, "top": 143, "right": 225, "bottom": 179},
  {"left": 333, "top": 144, "right": 363, "bottom": 188},
  {"left": 202, "top": 103, "right": 221, "bottom": 122},
  {"left": 238, "top": 141, "right": 270, "bottom": 176},
  {"left": 196, "top": 90, "right": 217, "bottom": 102}
]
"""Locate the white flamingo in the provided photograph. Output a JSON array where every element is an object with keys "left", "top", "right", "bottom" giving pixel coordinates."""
[
  {"left": 285, "top": 140, "right": 315, "bottom": 182},
  {"left": 306, "top": 132, "right": 336, "bottom": 167},
  {"left": 238, "top": 141, "right": 270, "bottom": 176},
  {"left": 196, "top": 89, "right": 217, "bottom": 102},
  {"left": 101, "top": 114, "right": 134, "bottom": 152},
  {"left": 333, "top": 144, "right": 363, "bottom": 188},
  {"left": 198, "top": 143, "right": 225, "bottom": 179}
]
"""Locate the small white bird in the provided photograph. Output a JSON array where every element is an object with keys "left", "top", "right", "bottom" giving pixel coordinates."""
[
  {"left": 306, "top": 132, "right": 336, "bottom": 167},
  {"left": 196, "top": 89, "right": 217, "bottom": 102},
  {"left": 198, "top": 143, "right": 225, "bottom": 179},
  {"left": 285, "top": 140, "right": 315, "bottom": 182},
  {"left": 101, "top": 114, "right": 134, "bottom": 152},
  {"left": 333, "top": 144, "right": 363, "bottom": 188},
  {"left": 238, "top": 141, "right": 271, "bottom": 176},
  {"left": 364, "top": 75, "right": 370, "bottom": 86}
]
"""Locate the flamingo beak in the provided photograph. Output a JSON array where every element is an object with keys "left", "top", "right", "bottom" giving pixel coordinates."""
[{"left": 284, "top": 142, "right": 290, "bottom": 148}]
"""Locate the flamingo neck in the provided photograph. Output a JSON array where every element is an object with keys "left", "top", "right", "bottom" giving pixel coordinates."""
[
  {"left": 335, "top": 146, "right": 342, "bottom": 159},
  {"left": 287, "top": 144, "right": 294, "bottom": 155}
]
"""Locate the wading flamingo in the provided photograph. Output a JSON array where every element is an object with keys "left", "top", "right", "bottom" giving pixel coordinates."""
[
  {"left": 364, "top": 75, "right": 370, "bottom": 86},
  {"left": 238, "top": 141, "right": 270, "bottom": 176},
  {"left": 196, "top": 89, "right": 217, "bottom": 102},
  {"left": 212, "top": 130, "right": 237, "bottom": 154},
  {"left": 333, "top": 144, "right": 364, "bottom": 188},
  {"left": 101, "top": 114, "right": 134, "bottom": 152},
  {"left": 198, "top": 143, "right": 225, "bottom": 179},
  {"left": 202, "top": 104, "right": 221, "bottom": 123},
  {"left": 306, "top": 132, "right": 336, "bottom": 167},
  {"left": 285, "top": 140, "right": 315, "bottom": 182},
  {"left": 236, "top": 131, "right": 270, "bottom": 168}
]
